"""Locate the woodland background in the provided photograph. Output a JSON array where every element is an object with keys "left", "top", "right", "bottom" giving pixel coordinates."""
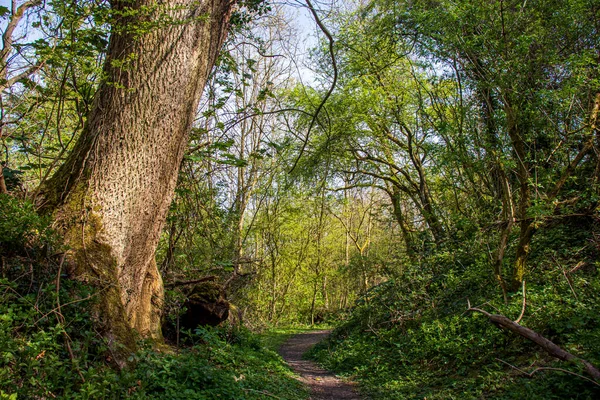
[{"left": 1, "top": 0, "right": 599, "bottom": 398}]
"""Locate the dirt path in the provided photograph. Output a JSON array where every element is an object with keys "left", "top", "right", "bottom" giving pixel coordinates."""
[{"left": 278, "top": 330, "right": 361, "bottom": 400}]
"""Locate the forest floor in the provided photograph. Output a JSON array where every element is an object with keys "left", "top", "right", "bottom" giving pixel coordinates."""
[{"left": 278, "top": 330, "right": 361, "bottom": 400}]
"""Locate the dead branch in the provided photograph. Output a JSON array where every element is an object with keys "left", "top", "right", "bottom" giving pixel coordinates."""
[
  {"left": 568, "top": 261, "right": 586, "bottom": 274},
  {"left": 495, "top": 358, "right": 600, "bottom": 387},
  {"left": 466, "top": 300, "right": 600, "bottom": 381},
  {"left": 552, "top": 255, "right": 579, "bottom": 300}
]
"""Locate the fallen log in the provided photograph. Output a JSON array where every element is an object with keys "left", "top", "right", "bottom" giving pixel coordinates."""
[{"left": 467, "top": 300, "right": 600, "bottom": 382}]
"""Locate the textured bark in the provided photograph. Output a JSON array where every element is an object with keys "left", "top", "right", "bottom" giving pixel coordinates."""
[
  {"left": 512, "top": 223, "right": 535, "bottom": 290},
  {"left": 39, "top": 0, "right": 233, "bottom": 351}
]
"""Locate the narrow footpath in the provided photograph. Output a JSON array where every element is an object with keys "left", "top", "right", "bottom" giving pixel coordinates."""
[{"left": 278, "top": 330, "right": 361, "bottom": 400}]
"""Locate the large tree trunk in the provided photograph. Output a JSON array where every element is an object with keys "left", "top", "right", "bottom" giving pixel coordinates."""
[{"left": 39, "top": 0, "right": 233, "bottom": 354}]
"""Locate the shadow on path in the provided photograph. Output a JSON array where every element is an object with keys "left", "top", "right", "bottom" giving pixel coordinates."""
[{"left": 278, "top": 330, "right": 361, "bottom": 400}]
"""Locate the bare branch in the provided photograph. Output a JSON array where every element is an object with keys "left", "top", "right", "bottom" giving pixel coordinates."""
[
  {"left": 289, "top": 0, "right": 338, "bottom": 173},
  {"left": 496, "top": 358, "right": 600, "bottom": 387},
  {"left": 548, "top": 92, "right": 600, "bottom": 199},
  {"left": 1, "top": 62, "right": 43, "bottom": 92},
  {"left": 1, "top": 0, "right": 42, "bottom": 66}
]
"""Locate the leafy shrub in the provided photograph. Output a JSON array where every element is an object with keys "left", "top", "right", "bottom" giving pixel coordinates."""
[
  {"left": 0, "top": 194, "right": 54, "bottom": 254},
  {"left": 0, "top": 199, "right": 124, "bottom": 398}
]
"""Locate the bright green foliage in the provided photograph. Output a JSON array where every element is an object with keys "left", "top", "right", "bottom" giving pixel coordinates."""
[
  {"left": 0, "top": 194, "right": 54, "bottom": 252},
  {"left": 2, "top": 0, "right": 600, "bottom": 397},
  {"left": 2, "top": 0, "right": 108, "bottom": 190},
  {"left": 0, "top": 286, "right": 307, "bottom": 399},
  {"left": 0, "top": 277, "right": 118, "bottom": 399},
  {"left": 309, "top": 220, "right": 600, "bottom": 398},
  {"left": 0, "top": 198, "right": 120, "bottom": 398},
  {"left": 0, "top": 276, "right": 307, "bottom": 399},
  {"left": 0, "top": 197, "right": 307, "bottom": 399},
  {"left": 129, "top": 326, "right": 308, "bottom": 400}
]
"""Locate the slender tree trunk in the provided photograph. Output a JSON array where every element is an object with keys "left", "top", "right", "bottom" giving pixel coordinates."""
[
  {"left": 232, "top": 127, "right": 247, "bottom": 273},
  {"left": 406, "top": 127, "right": 445, "bottom": 244},
  {"left": 505, "top": 103, "right": 533, "bottom": 291},
  {"left": 513, "top": 223, "right": 535, "bottom": 290},
  {"left": 311, "top": 190, "right": 326, "bottom": 324},
  {"left": 591, "top": 96, "right": 600, "bottom": 184},
  {"left": 506, "top": 92, "right": 598, "bottom": 291},
  {"left": 0, "top": 0, "right": 42, "bottom": 93},
  {"left": 494, "top": 171, "right": 514, "bottom": 301},
  {"left": 39, "top": 0, "right": 233, "bottom": 354},
  {"left": 322, "top": 275, "right": 329, "bottom": 310},
  {"left": 418, "top": 177, "right": 444, "bottom": 244},
  {"left": 160, "top": 221, "right": 182, "bottom": 274},
  {"left": 1, "top": 1, "right": 43, "bottom": 195},
  {"left": 0, "top": 164, "right": 7, "bottom": 194},
  {"left": 343, "top": 183, "right": 350, "bottom": 266},
  {"left": 477, "top": 82, "right": 504, "bottom": 199},
  {"left": 269, "top": 245, "right": 277, "bottom": 322},
  {"left": 310, "top": 278, "right": 317, "bottom": 325},
  {"left": 389, "top": 187, "right": 417, "bottom": 261}
]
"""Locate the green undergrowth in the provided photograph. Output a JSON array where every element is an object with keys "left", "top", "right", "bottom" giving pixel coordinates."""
[
  {"left": 129, "top": 327, "right": 308, "bottom": 400},
  {"left": 309, "top": 224, "right": 600, "bottom": 399},
  {"left": 0, "top": 195, "right": 307, "bottom": 400},
  {"left": 0, "top": 274, "right": 308, "bottom": 400}
]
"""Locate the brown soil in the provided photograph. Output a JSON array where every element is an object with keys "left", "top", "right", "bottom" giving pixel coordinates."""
[{"left": 278, "top": 330, "right": 362, "bottom": 400}]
